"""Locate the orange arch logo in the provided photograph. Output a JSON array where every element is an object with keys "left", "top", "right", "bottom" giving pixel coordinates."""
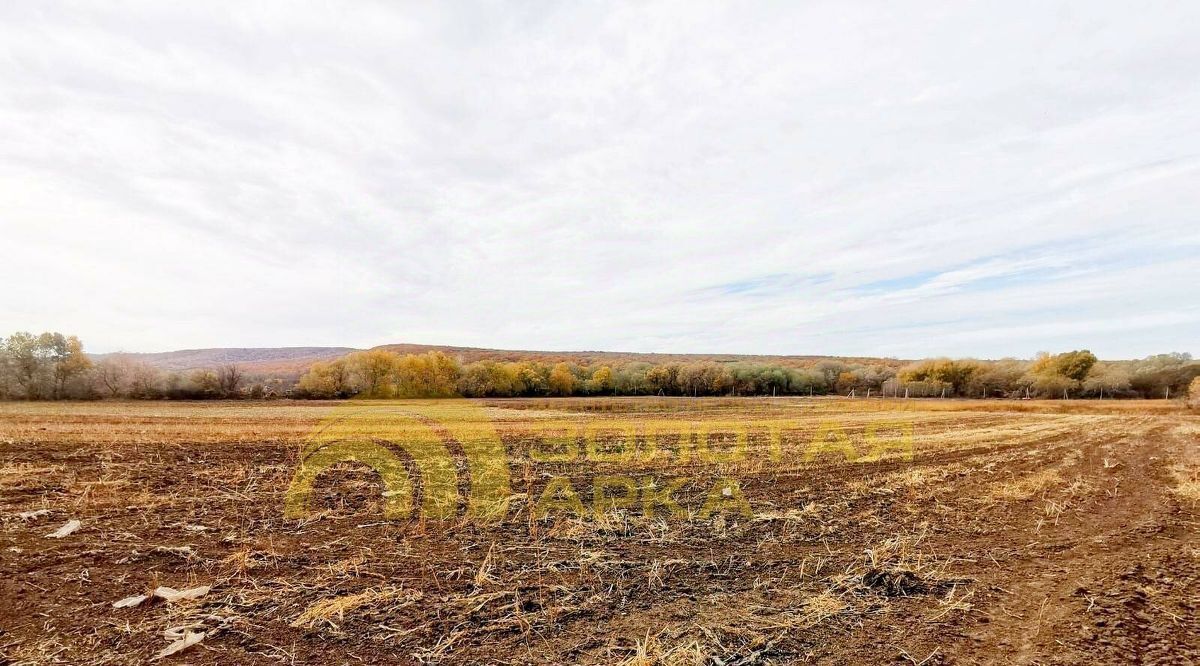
[{"left": 285, "top": 401, "right": 511, "bottom": 522}]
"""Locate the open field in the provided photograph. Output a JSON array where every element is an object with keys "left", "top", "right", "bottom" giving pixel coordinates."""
[{"left": 1, "top": 398, "right": 1198, "bottom": 664}]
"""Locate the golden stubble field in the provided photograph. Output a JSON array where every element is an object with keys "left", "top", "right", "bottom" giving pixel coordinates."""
[{"left": 0, "top": 397, "right": 1197, "bottom": 664}]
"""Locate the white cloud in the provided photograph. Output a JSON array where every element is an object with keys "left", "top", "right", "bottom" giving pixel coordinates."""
[{"left": 0, "top": 1, "right": 1196, "bottom": 358}]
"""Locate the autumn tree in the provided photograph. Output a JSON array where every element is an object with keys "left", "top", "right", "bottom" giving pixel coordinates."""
[
  {"left": 1190, "top": 376, "right": 1200, "bottom": 408},
  {"left": 513, "top": 361, "right": 549, "bottom": 396},
  {"left": 899, "top": 359, "right": 977, "bottom": 396},
  {"left": 1129, "top": 353, "right": 1197, "bottom": 399},
  {"left": 813, "top": 361, "right": 846, "bottom": 388},
  {"left": 4, "top": 332, "right": 51, "bottom": 398},
  {"left": 787, "top": 368, "right": 827, "bottom": 395},
  {"left": 667, "top": 363, "right": 729, "bottom": 397},
  {"left": 614, "top": 362, "right": 653, "bottom": 395},
  {"left": 1082, "top": 363, "right": 1132, "bottom": 398},
  {"left": 50, "top": 336, "right": 91, "bottom": 398},
  {"left": 190, "top": 369, "right": 221, "bottom": 397},
  {"left": 395, "top": 352, "right": 461, "bottom": 397},
  {"left": 835, "top": 371, "right": 860, "bottom": 394},
  {"left": 1053, "top": 350, "right": 1097, "bottom": 382},
  {"left": 95, "top": 355, "right": 133, "bottom": 397},
  {"left": 586, "top": 366, "right": 614, "bottom": 395},
  {"left": 459, "top": 361, "right": 519, "bottom": 397},
  {"left": 728, "top": 364, "right": 760, "bottom": 395},
  {"left": 297, "top": 359, "right": 352, "bottom": 398},
  {"left": 347, "top": 350, "right": 399, "bottom": 398},
  {"left": 933, "top": 359, "right": 976, "bottom": 395},
  {"left": 1031, "top": 372, "right": 1075, "bottom": 399},
  {"left": 678, "top": 363, "right": 708, "bottom": 397},
  {"left": 2, "top": 331, "right": 91, "bottom": 399},
  {"left": 1028, "top": 350, "right": 1098, "bottom": 398},
  {"left": 965, "top": 359, "right": 1027, "bottom": 398},
  {"left": 645, "top": 364, "right": 678, "bottom": 395},
  {"left": 216, "top": 364, "right": 244, "bottom": 398},
  {"left": 548, "top": 362, "right": 576, "bottom": 396},
  {"left": 129, "top": 362, "right": 163, "bottom": 398},
  {"left": 1029, "top": 350, "right": 1096, "bottom": 381}
]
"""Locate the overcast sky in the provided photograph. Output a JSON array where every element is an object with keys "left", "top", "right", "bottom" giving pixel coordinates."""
[{"left": 1, "top": 2, "right": 1197, "bottom": 359}]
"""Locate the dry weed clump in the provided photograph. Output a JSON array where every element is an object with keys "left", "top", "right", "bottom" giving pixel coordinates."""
[
  {"left": 1169, "top": 463, "right": 1200, "bottom": 502},
  {"left": 291, "top": 587, "right": 423, "bottom": 630},
  {"left": 834, "top": 532, "right": 966, "bottom": 598},
  {"left": 990, "top": 468, "right": 1064, "bottom": 501},
  {"left": 614, "top": 588, "right": 852, "bottom": 666}
]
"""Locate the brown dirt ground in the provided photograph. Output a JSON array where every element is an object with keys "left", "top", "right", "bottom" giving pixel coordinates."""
[{"left": 0, "top": 398, "right": 1197, "bottom": 665}]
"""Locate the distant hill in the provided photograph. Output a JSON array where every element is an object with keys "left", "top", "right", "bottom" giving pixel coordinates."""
[
  {"left": 371, "top": 343, "right": 904, "bottom": 368},
  {"left": 91, "top": 347, "right": 356, "bottom": 379},
  {"left": 93, "top": 343, "right": 906, "bottom": 380}
]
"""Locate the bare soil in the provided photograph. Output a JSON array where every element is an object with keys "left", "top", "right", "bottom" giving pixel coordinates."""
[{"left": 0, "top": 398, "right": 1197, "bottom": 664}]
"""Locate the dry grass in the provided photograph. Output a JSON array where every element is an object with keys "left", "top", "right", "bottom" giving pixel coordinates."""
[
  {"left": 292, "top": 587, "right": 423, "bottom": 630},
  {"left": 991, "top": 469, "right": 1065, "bottom": 501},
  {"left": 1169, "top": 464, "right": 1200, "bottom": 502}
]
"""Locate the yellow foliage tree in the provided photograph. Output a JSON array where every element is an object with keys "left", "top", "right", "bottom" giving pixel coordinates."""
[
  {"left": 588, "top": 366, "right": 614, "bottom": 394},
  {"left": 347, "top": 350, "right": 399, "bottom": 398},
  {"left": 548, "top": 362, "right": 576, "bottom": 396},
  {"left": 297, "top": 359, "right": 351, "bottom": 398},
  {"left": 53, "top": 335, "right": 92, "bottom": 398},
  {"left": 395, "top": 351, "right": 460, "bottom": 397}
]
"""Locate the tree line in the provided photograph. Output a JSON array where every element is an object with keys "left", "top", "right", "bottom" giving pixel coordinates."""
[
  {"left": 2, "top": 331, "right": 1198, "bottom": 402},
  {"left": 295, "top": 348, "right": 1195, "bottom": 400},
  {"left": 0, "top": 332, "right": 261, "bottom": 400}
]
